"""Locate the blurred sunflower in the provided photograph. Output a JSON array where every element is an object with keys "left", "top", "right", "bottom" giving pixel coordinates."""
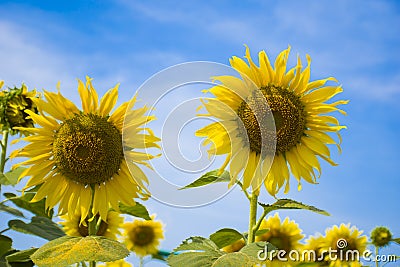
[
  {"left": 255, "top": 213, "right": 303, "bottom": 266},
  {"left": 60, "top": 210, "right": 123, "bottom": 240},
  {"left": 302, "top": 234, "right": 329, "bottom": 265},
  {"left": 322, "top": 224, "right": 367, "bottom": 267},
  {"left": 196, "top": 46, "right": 347, "bottom": 195},
  {"left": 98, "top": 259, "right": 132, "bottom": 267},
  {"left": 12, "top": 77, "right": 159, "bottom": 222},
  {"left": 370, "top": 226, "right": 392, "bottom": 247},
  {"left": 0, "top": 82, "right": 37, "bottom": 136},
  {"left": 123, "top": 216, "right": 164, "bottom": 257}
]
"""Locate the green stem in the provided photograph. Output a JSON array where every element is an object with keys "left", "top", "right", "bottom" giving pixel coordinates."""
[
  {"left": 0, "top": 227, "right": 10, "bottom": 234},
  {"left": 0, "top": 130, "right": 9, "bottom": 193},
  {"left": 1, "top": 130, "right": 9, "bottom": 173},
  {"left": 247, "top": 193, "right": 258, "bottom": 244},
  {"left": 236, "top": 181, "right": 251, "bottom": 201},
  {"left": 139, "top": 257, "right": 144, "bottom": 267},
  {"left": 375, "top": 246, "right": 379, "bottom": 267},
  {"left": 88, "top": 186, "right": 97, "bottom": 267},
  {"left": 253, "top": 208, "right": 268, "bottom": 235}
]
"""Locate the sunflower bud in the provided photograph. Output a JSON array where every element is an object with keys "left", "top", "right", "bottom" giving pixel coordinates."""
[
  {"left": 371, "top": 226, "right": 392, "bottom": 247},
  {"left": 0, "top": 82, "right": 37, "bottom": 135}
]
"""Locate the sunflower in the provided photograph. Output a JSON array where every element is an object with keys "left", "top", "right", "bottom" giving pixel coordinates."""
[
  {"left": 322, "top": 224, "right": 367, "bottom": 267},
  {"left": 123, "top": 215, "right": 164, "bottom": 257},
  {"left": 255, "top": 213, "right": 303, "bottom": 266},
  {"left": 302, "top": 235, "right": 329, "bottom": 265},
  {"left": 0, "top": 82, "right": 37, "bottom": 136},
  {"left": 11, "top": 77, "right": 159, "bottom": 222},
  {"left": 196, "top": 46, "right": 347, "bottom": 195},
  {"left": 59, "top": 210, "right": 123, "bottom": 240},
  {"left": 370, "top": 226, "right": 392, "bottom": 247},
  {"left": 98, "top": 259, "right": 133, "bottom": 267}
]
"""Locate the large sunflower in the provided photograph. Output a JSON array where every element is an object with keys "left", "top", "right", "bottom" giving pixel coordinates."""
[
  {"left": 12, "top": 77, "right": 159, "bottom": 222},
  {"left": 322, "top": 224, "right": 367, "bottom": 267},
  {"left": 59, "top": 210, "right": 123, "bottom": 240},
  {"left": 196, "top": 46, "right": 347, "bottom": 195},
  {"left": 122, "top": 215, "right": 164, "bottom": 257}
]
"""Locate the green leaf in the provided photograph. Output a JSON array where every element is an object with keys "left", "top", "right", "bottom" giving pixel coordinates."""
[
  {"left": 4, "top": 193, "right": 53, "bottom": 219},
  {"left": 0, "top": 167, "right": 25, "bottom": 186},
  {"left": 259, "top": 198, "right": 330, "bottom": 216},
  {"left": 0, "top": 235, "right": 12, "bottom": 257},
  {"left": 119, "top": 202, "right": 151, "bottom": 220},
  {"left": 167, "top": 236, "right": 223, "bottom": 267},
  {"left": 0, "top": 203, "right": 24, "bottom": 218},
  {"left": 8, "top": 216, "right": 65, "bottom": 240},
  {"left": 212, "top": 252, "right": 254, "bottom": 267},
  {"left": 392, "top": 238, "right": 400, "bottom": 245},
  {"left": 180, "top": 170, "right": 230, "bottom": 190},
  {"left": 209, "top": 228, "right": 244, "bottom": 249},
  {"left": 31, "top": 236, "right": 129, "bottom": 267},
  {"left": 239, "top": 241, "right": 276, "bottom": 262},
  {"left": 255, "top": 229, "right": 269, "bottom": 236},
  {"left": 5, "top": 248, "right": 37, "bottom": 263},
  {"left": 211, "top": 242, "right": 276, "bottom": 267}
]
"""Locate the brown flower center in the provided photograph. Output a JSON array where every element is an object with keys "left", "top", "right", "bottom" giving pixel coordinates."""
[
  {"left": 128, "top": 225, "right": 155, "bottom": 246},
  {"left": 237, "top": 84, "right": 306, "bottom": 155},
  {"left": 53, "top": 113, "right": 123, "bottom": 185}
]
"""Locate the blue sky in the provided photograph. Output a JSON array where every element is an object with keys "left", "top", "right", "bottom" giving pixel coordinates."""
[{"left": 1, "top": 0, "right": 400, "bottom": 266}]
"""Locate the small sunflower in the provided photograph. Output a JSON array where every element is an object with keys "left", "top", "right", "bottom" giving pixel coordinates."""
[
  {"left": 196, "top": 46, "right": 347, "bottom": 195},
  {"left": 60, "top": 210, "right": 123, "bottom": 240},
  {"left": 322, "top": 224, "right": 367, "bottom": 267},
  {"left": 98, "top": 259, "right": 133, "bottom": 267},
  {"left": 370, "top": 226, "right": 392, "bottom": 247},
  {"left": 12, "top": 77, "right": 159, "bottom": 222},
  {"left": 255, "top": 213, "right": 303, "bottom": 266},
  {"left": 123, "top": 215, "right": 164, "bottom": 257},
  {"left": 0, "top": 82, "right": 37, "bottom": 135}
]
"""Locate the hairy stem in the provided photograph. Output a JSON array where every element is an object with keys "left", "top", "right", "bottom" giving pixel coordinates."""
[
  {"left": 0, "top": 130, "right": 9, "bottom": 172},
  {"left": 247, "top": 193, "right": 258, "bottom": 244},
  {"left": 88, "top": 186, "right": 97, "bottom": 267},
  {"left": 253, "top": 208, "right": 268, "bottom": 235}
]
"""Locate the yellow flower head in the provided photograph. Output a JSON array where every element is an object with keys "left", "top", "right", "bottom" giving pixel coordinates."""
[
  {"left": 98, "top": 259, "right": 133, "bottom": 267},
  {"left": 123, "top": 215, "right": 164, "bottom": 257},
  {"left": 322, "top": 224, "right": 367, "bottom": 267},
  {"left": 256, "top": 213, "right": 304, "bottom": 267},
  {"left": 256, "top": 213, "right": 303, "bottom": 251},
  {"left": 370, "top": 226, "right": 392, "bottom": 247},
  {"left": 302, "top": 234, "right": 329, "bottom": 265},
  {"left": 12, "top": 77, "right": 160, "bottom": 223},
  {"left": 59, "top": 210, "right": 123, "bottom": 240},
  {"left": 0, "top": 82, "right": 37, "bottom": 135},
  {"left": 196, "top": 46, "right": 347, "bottom": 195}
]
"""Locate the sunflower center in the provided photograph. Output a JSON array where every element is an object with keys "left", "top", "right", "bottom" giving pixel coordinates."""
[
  {"left": 77, "top": 215, "right": 108, "bottom": 237},
  {"left": 129, "top": 225, "right": 155, "bottom": 246},
  {"left": 237, "top": 84, "right": 306, "bottom": 155},
  {"left": 53, "top": 113, "right": 123, "bottom": 185}
]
